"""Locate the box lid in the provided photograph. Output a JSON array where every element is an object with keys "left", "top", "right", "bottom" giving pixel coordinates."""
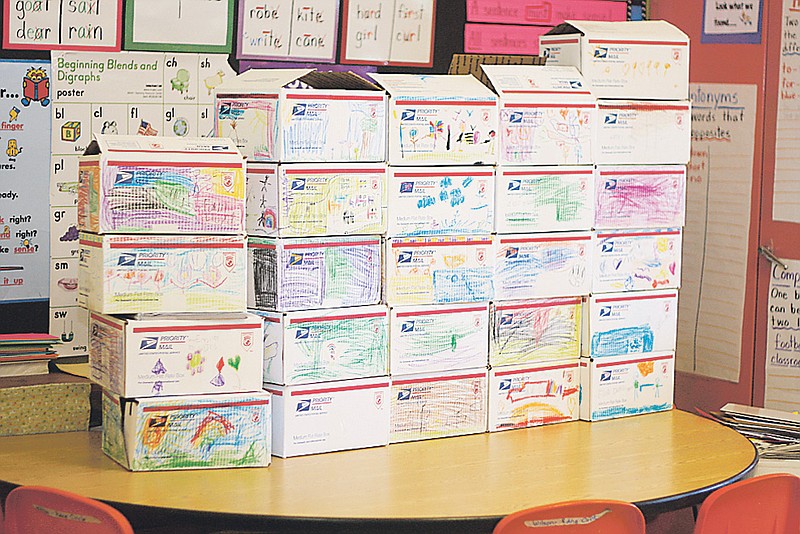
[
  {"left": 481, "top": 65, "right": 594, "bottom": 102},
  {"left": 84, "top": 134, "right": 243, "bottom": 165},
  {"left": 216, "top": 68, "right": 314, "bottom": 94},
  {"left": 369, "top": 73, "right": 497, "bottom": 100},
  {"left": 546, "top": 20, "right": 689, "bottom": 44}
]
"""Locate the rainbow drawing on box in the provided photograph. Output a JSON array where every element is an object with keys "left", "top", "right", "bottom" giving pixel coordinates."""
[
  {"left": 491, "top": 365, "right": 579, "bottom": 430},
  {"left": 500, "top": 106, "right": 593, "bottom": 164},
  {"left": 594, "top": 167, "right": 686, "bottom": 229}
]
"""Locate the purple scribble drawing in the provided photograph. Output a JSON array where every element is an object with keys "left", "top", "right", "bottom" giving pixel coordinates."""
[
  {"left": 152, "top": 358, "right": 167, "bottom": 375},
  {"left": 595, "top": 167, "right": 685, "bottom": 229},
  {"left": 60, "top": 225, "right": 79, "bottom": 241}
]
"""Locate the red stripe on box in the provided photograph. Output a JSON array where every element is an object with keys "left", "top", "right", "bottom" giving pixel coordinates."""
[
  {"left": 217, "top": 93, "right": 279, "bottom": 99},
  {"left": 598, "top": 170, "right": 685, "bottom": 176},
  {"left": 91, "top": 313, "right": 124, "bottom": 330},
  {"left": 132, "top": 323, "right": 261, "bottom": 333},
  {"left": 393, "top": 171, "right": 493, "bottom": 178},
  {"left": 108, "top": 161, "right": 240, "bottom": 168},
  {"left": 500, "top": 235, "right": 589, "bottom": 244},
  {"left": 588, "top": 39, "right": 686, "bottom": 46},
  {"left": 595, "top": 354, "right": 674, "bottom": 368},
  {"left": 393, "top": 372, "right": 484, "bottom": 386},
  {"left": 503, "top": 90, "right": 593, "bottom": 95},
  {"left": 142, "top": 399, "right": 270, "bottom": 411},
  {"left": 495, "top": 298, "right": 580, "bottom": 311},
  {"left": 505, "top": 103, "right": 596, "bottom": 109},
  {"left": 284, "top": 94, "right": 384, "bottom": 102},
  {"left": 395, "top": 306, "right": 486, "bottom": 317},
  {"left": 391, "top": 239, "right": 492, "bottom": 247},
  {"left": 502, "top": 169, "right": 593, "bottom": 176},
  {"left": 249, "top": 242, "right": 277, "bottom": 250},
  {"left": 108, "top": 242, "right": 244, "bottom": 249},
  {"left": 284, "top": 240, "right": 380, "bottom": 249},
  {"left": 597, "top": 230, "right": 680, "bottom": 238},
  {"left": 284, "top": 168, "right": 385, "bottom": 175},
  {"left": 595, "top": 293, "right": 677, "bottom": 304},
  {"left": 289, "top": 312, "right": 386, "bottom": 324},
  {"left": 494, "top": 362, "right": 577, "bottom": 376},
  {"left": 395, "top": 100, "right": 495, "bottom": 107}
]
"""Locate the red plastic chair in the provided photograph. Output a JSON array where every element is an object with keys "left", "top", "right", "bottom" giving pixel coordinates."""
[
  {"left": 493, "top": 500, "right": 646, "bottom": 533},
  {"left": 694, "top": 473, "right": 800, "bottom": 534},
  {"left": 3, "top": 485, "right": 134, "bottom": 534}
]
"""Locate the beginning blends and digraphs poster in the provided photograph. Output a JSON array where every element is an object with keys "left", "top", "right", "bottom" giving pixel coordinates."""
[
  {"left": 49, "top": 51, "right": 235, "bottom": 356},
  {"left": 765, "top": 259, "right": 800, "bottom": 411}
]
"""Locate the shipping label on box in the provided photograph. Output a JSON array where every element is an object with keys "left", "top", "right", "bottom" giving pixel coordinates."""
[
  {"left": 583, "top": 290, "right": 678, "bottom": 357},
  {"left": 489, "top": 360, "right": 579, "bottom": 431},
  {"left": 387, "top": 167, "right": 494, "bottom": 237},
  {"left": 268, "top": 376, "right": 389, "bottom": 457},
  {"left": 89, "top": 312, "right": 264, "bottom": 398},
  {"left": 248, "top": 235, "right": 382, "bottom": 311},
  {"left": 494, "top": 232, "right": 592, "bottom": 299},
  {"left": 386, "top": 236, "right": 494, "bottom": 305},
  {"left": 593, "top": 229, "right": 682, "bottom": 293},
  {"left": 580, "top": 352, "right": 674, "bottom": 421},
  {"left": 595, "top": 166, "right": 686, "bottom": 229},
  {"left": 490, "top": 298, "right": 581, "bottom": 367},
  {"left": 390, "top": 369, "right": 488, "bottom": 443},
  {"left": 370, "top": 74, "right": 498, "bottom": 165},
  {"left": 495, "top": 166, "right": 593, "bottom": 233},
  {"left": 79, "top": 233, "right": 247, "bottom": 314},
  {"left": 245, "top": 163, "right": 279, "bottom": 236},
  {"left": 102, "top": 391, "right": 271, "bottom": 471},
  {"left": 78, "top": 135, "right": 246, "bottom": 234},
  {"left": 596, "top": 100, "right": 691, "bottom": 165},
  {"left": 482, "top": 65, "right": 595, "bottom": 165},
  {"left": 390, "top": 303, "right": 489, "bottom": 375}
]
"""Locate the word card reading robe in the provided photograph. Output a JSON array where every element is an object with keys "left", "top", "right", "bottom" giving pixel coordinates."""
[
  {"left": 237, "top": 0, "right": 338, "bottom": 62},
  {"left": 124, "top": 0, "right": 234, "bottom": 52},
  {"left": 342, "top": 0, "right": 435, "bottom": 67},
  {"left": 3, "top": 0, "right": 121, "bottom": 50}
]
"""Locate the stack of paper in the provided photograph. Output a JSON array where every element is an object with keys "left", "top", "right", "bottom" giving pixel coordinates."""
[{"left": 702, "top": 403, "right": 800, "bottom": 460}]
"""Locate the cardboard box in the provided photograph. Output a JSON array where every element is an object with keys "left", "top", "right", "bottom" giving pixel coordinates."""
[
  {"left": 490, "top": 298, "right": 582, "bottom": 367},
  {"left": 252, "top": 306, "right": 388, "bottom": 386},
  {"left": 369, "top": 74, "right": 498, "bottom": 166},
  {"left": 595, "top": 100, "right": 691, "bottom": 165},
  {"left": 593, "top": 229, "right": 682, "bottom": 293},
  {"left": 495, "top": 165, "right": 593, "bottom": 233},
  {"left": 481, "top": 65, "right": 595, "bottom": 165},
  {"left": 89, "top": 312, "right": 264, "bottom": 397},
  {"left": 267, "top": 377, "right": 389, "bottom": 457},
  {"left": 390, "top": 369, "right": 488, "bottom": 443},
  {"left": 385, "top": 236, "right": 494, "bottom": 305},
  {"left": 390, "top": 303, "right": 489, "bottom": 375},
  {"left": 78, "top": 232, "right": 247, "bottom": 314},
  {"left": 215, "top": 69, "right": 387, "bottom": 163},
  {"left": 582, "top": 289, "right": 678, "bottom": 357},
  {"left": 494, "top": 232, "right": 592, "bottom": 299},
  {"left": 248, "top": 235, "right": 382, "bottom": 311},
  {"left": 488, "top": 360, "right": 580, "bottom": 431},
  {"left": 580, "top": 352, "right": 674, "bottom": 421},
  {"left": 246, "top": 162, "right": 386, "bottom": 237},
  {"left": 102, "top": 390, "right": 271, "bottom": 471},
  {"left": 78, "top": 135, "right": 246, "bottom": 234},
  {"left": 387, "top": 166, "right": 494, "bottom": 237},
  {"left": 594, "top": 166, "right": 686, "bottom": 229},
  {"left": 539, "top": 20, "right": 690, "bottom": 100}
]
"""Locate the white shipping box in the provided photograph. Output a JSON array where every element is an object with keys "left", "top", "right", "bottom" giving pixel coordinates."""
[
  {"left": 390, "top": 303, "right": 489, "bottom": 375},
  {"left": 482, "top": 65, "right": 595, "bottom": 166},
  {"left": 593, "top": 229, "right": 682, "bottom": 293},
  {"left": 267, "top": 377, "right": 390, "bottom": 457},
  {"left": 387, "top": 166, "right": 494, "bottom": 236},
  {"left": 78, "top": 135, "right": 246, "bottom": 234},
  {"left": 494, "top": 232, "right": 592, "bottom": 299},
  {"left": 595, "top": 100, "right": 691, "bottom": 165},
  {"left": 78, "top": 232, "right": 247, "bottom": 314},
  {"left": 215, "top": 69, "right": 387, "bottom": 162},
  {"left": 370, "top": 73, "right": 498, "bottom": 166},
  {"left": 248, "top": 235, "right": 382, "bottom": 311},
  {"left": 594, "top": 166, "right": 686, "bottom": 229},
  {"left": 102, "top": 391, "right": 271, "bottom": 471},
  {"left": 582, "top": 289, "right": 678, "bottom": 357},
  {"left": 89, "top": 312, "right": 264, "bottom": 398},
  {"left": 489, "top": 360, "right": 580, "bottom": 431},
  {"left": 253, "top": 306, "right": 388, "bottom": 386},
  {"left": 539, "top": 20, "right": 690, "bottom": 100},
  {"left": 390, "top": 369, "right": 488, "bottom": 443},
  {"left": 495, "top": 166, "right": 593, "bottom": 233},
  {"left": 490, "top": 298, "right": 582, "bottom": 367},
  {"left": 246, "top": 162, "right": 386, "bottom": 237},
  {"left": 580, "top": 352, "right": 674, "bottom": 421},
  {"left": 385, "top": 236, "right": 494, "bottom": 305}
]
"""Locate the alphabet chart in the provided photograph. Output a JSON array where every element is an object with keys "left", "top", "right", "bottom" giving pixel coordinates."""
[{"left": 124, "top": 0, "right": 234, "bottom": 52}]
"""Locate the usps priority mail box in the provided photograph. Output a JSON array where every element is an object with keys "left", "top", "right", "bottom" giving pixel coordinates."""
[
  {"left": 267, "top": 376, "right": 389, "bottom": 457},
  {"left": 580, "top": 352, "right": 674, "bottom": 421},
  {"left": 495, "top": 166, "right": 593, "bottom": 233},
  {"left": 89, "top": 312, "right": 264, "bottom": 398},
  {"left": 102, "top": 390, "right": 271, "bottom": 471},
  {"left": 370, "top": 73, "right": 498, "bottom": 166},
  {"left": 494, "top": 232, "right": 592, "bottom": 300},
  {"left": 249, "top": 309, "right": 284, "bottom": 385},
  {"left": 594, "top": 165, "right": 686, "bottom": 229},
  {"left": 490, "top": 298, "right": 582, "bottom": 367},
  {"left": 582, "top": 289, "right": 678, "bottom": 357},
  {"left": 489, "top": 360, "right": 580, "bottom": 431},
  {"left": 78, "top": 135, "right": 245, "bottom": 234},
  {"left": 388, "top": 166, "right": 494, "bottom": 237},
  {"left": 539, "top": 20, "right": 689, "bottom": 100},
  {"left": 390, "top": 369, "right": 488, "bottom": 443},
  {"left": 596, "top": 100, "right": 691, "bottom": 165},
  {"left": 385, "top": 236, "right": 494, "bottom": 305},
  {"left": 593, "top": 229, "right": 682, "bottom": 293},
  {"left": 248, "top": 235, "right": 382, "bottom": 311},
  {"left": 481, "top": 65, "right": 595, "bottom": 166},
  {"left": 78, "top": 232, "right": 247, "bottom": 314},
  {"left": 390, "top": 303, "right": 489, "bottom": 375}
]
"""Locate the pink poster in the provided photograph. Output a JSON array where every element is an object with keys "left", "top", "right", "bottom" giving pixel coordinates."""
[
  {"left": 467, "top": 0, "right": 627, "bottom": 25},
  {"left": 464, "top": 23, "right": 551, "bottom": 54}
]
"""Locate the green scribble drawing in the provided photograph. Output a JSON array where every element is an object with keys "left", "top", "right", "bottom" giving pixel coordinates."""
[{"left": 227, "top": 355, "right": 241, "bottom": 371}]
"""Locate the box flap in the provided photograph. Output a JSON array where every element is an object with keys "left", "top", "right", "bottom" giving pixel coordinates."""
[
  {"left": 481, "top": 65, "right": 594, "bottom": 102},
  {"left": 369, "top": 73, "right": 497, "bottom": 100},
  {"left": 216, "top": 68, "right": 314, "bottom": 94},
  {"left": 555, "top": 20, "right": 689, "bottom": 43},
  {"left": 448, "top": 54, "right": 547, "bottom": 92},
  {"left": 299, "top": 71, "right": 382, "bottom": 91},
  {"left": 90, "top": 134, "right": 244, "bottom": 163}
]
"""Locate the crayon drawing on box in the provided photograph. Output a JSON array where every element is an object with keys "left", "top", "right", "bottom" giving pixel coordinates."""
[
  {"left": 593, "top": 229, "right": 682, "bottom": 292},
  {"left": 594, "top": 167, "right": 686, "bottom": 229},
  {"left": 500, "top": 105, "right": 593, "bottom": 165},
  {"left": 216, "top": 97, "right": 278, "bottom": 161}
]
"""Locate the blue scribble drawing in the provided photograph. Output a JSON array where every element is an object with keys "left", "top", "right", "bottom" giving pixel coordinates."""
[
  {"left": 495, "top": 241, "right": 588, "bottom": 299},
  {"left": 591, "top": 326, "right": 655, "bottom": 357},
  {"left": 432, "top": 269, "right": 494, "bottom": 303}
]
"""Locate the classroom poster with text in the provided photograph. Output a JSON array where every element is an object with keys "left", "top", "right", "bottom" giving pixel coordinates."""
[{"left": 766, "top": 259, "right": 800, "bottom": 411}]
